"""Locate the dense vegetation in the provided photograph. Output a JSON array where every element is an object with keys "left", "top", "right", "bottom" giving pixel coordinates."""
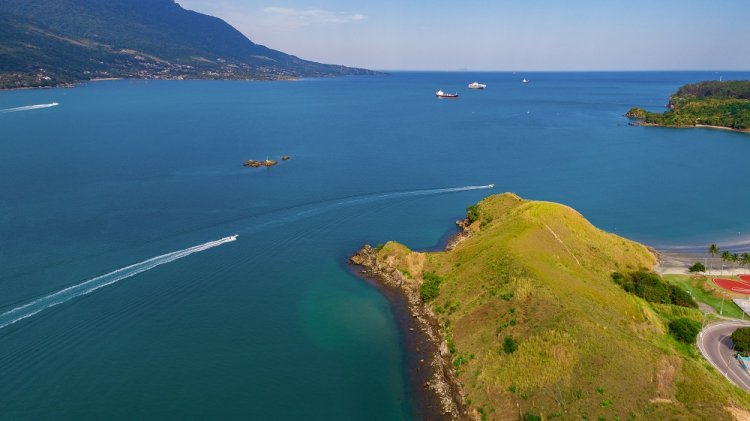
[
  {"left": 676, "top": 80, "right": 750, "bottom": 100},
  {"left": 626, "top": 80, "right": 750, "bottom": 130},
  {"left": 420, "top": 271, "right": 443, "bottom": 301},
  {"left": 669, "top": 318, "right": 701, "bottom": 344},
  {"left": 688, "top": 262, "right": 706, "bottom": 273},
  {"left": 611, "top": 270, "right": 697, "bottom": 308},
  {"left": 374, "top": 193, "right": 750, "bottom": 420},
  {"left": 732, "top": 328, "right": 750, "bottom": 356},
  {"left": 0, "top": 0, "right": 375, "bottom": 89}
]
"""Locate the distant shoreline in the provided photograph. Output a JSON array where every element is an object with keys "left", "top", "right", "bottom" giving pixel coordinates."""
[
  {"left": 0, "top": 74, "right": 382, "bottom": 92},
  {"left": 0, "top": 76, "right": 295, "bottom": 92},
  {"left": 629, "top": 121, "right": 750, "bottom": 134}
]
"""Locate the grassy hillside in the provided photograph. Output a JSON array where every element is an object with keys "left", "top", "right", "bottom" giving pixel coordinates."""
[
  {"left": 0, "top": 0, "right": 375, "bottom": 89},
  {"left": 373, "top": 193, "right": 750, "bottom": 420},
  {"left": 626, "top": 80, "right": 750, "bottom": 131}
]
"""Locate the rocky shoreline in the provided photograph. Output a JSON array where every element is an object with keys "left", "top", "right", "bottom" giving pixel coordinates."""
[
  {"left": 349, "top": 221, "right": 474, "bottom": 421},
  {"left": 627, "top": 121, "right": 750, "bottom": 134}
]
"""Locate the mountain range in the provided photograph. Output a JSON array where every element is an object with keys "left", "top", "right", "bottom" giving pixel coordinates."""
[{"left": 0, "top": 0, "right": 376, "bottom": 89}]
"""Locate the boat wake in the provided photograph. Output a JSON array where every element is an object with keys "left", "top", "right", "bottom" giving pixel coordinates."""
[
  {"left": 0, "top": 183, "right": 494, "bottom": 330},
  {"left": 0, "top": 235, "right": 237, "bottom": 330},
  {"left": 0, "top": 102, "right": 59, "bottom": 113},
  {"left": 241, "top": 184, "right": 496, "bottom": 231}
]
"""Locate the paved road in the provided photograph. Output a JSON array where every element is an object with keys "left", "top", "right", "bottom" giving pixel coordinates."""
[{"left": 698, "top": 321, "right": 750, "bottom": 392}]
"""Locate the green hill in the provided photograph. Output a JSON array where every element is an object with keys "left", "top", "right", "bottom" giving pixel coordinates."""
[
  {"left": 626, "top": 80, "right": 750, "bottom": 131},
  {"left": 361, "top": 193, "right": 750, "bottom": 420},
  {"left": 0, "top": 0, "right": 375, "bottom": 89}
]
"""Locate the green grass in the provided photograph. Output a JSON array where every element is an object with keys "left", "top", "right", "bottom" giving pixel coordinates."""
[
  {"left": 374, "top": 193, "right": 750, "bottom": 420},
  {"left": 664, "top": 274, "right": 746, "bottom": 319}
]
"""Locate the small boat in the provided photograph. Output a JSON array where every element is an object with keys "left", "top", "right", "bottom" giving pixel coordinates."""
[
  {"left": 436, "top": 90, "right": 459, "bottom": 98},
  {"left": 522, "top": 78, "right": 529, "bottom": 84},
  {"left": 468, "top": 82, "right": 486, "bottom": 89},
  {"left": 488, "top": 184, "right": 495, "bottom": 188}
]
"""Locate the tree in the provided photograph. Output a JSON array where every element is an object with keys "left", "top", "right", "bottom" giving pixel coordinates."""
[
  {"left": 670, "top": 285, "right": 698, "bottom": 308},
  {"left": 732, "top": 327, "right": 750, "bottom": 356},
  {"left": 420, "top": 272, "right": 443, "bottom": 302},
  {"left": 708, "top": 244, "right": 719, "bottom": 275},
  {"left": 612, "top": 270, "right": 696, "bottom": 308},
  {"left": 731, "top": 253, "right": 740, "bottom": 272},
  {"left": 721, "top": 250, "right": 732, "bottom": 274},
  {"left": 632, "top": 270, "right": 671, "bottom": 304},
  {"left": 465, "top": 204, "right": 480, "bottom": 224},
  {"left": 688, "top": 262, "right": 706, "bottom": 273},
  {"left": 741, "top": 253, "right": 750, "bottom": 274},
  {"left": 669, "top": 318, "right": 701, "bottom": 343},
  {"left": 503, "top": 336, "right": 517, "bottom": 354}
]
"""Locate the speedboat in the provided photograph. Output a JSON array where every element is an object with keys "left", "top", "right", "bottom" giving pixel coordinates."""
[
  {"left": 468, "top": 82, "right": 486, "bottom": 89},
  {"left": 522, "top": 78, "right": 529, "bottom": 83},
  {"left": 436, "top": 90, "right": 459, "bottom": 98}
]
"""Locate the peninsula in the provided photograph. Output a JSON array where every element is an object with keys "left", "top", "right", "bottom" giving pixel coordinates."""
[
  {"left": 351, "top": 193, "right": 750, "bottom": 420},
  {"left": 626, "top": 80, "right": 750, "bottom": 132},
  {"left": 0, "top": 0, "right": 376, "bottom": 89}
]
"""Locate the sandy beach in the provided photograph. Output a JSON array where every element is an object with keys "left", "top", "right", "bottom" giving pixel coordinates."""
[{"left": 656, "top": 250, "right": 749, "bottom": 276}]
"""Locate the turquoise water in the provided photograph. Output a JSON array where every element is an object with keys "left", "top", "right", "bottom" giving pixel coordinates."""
[{"left": 1, "top": 72, "right": 750, "bottom": 419}]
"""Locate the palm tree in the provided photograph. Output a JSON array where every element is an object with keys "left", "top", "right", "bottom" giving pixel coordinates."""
[
  {"left": 741, "top": 252, "right": 750, "bottom": 275},
  {"left": 731, "top": 253, "right": 740, "bottom": 274},
  {"left": 708, "top": 244, "right": 719, "bottom": 275},
  {"left": 721, "top": 250, "right": 731, "bottom": 275}
]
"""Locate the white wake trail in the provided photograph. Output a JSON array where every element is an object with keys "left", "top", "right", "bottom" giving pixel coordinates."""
[
  {"left": 0, "top": 183, "right": 493, "bottom": 330},
  {"left": 325, "top": 184, "right": 495, "bottom": 208},
  {"left": 0, "top": 235, "right": 237, "bottom": 330},
  {"left": 0, "top": 102, "right": 59, "bottom": 113},
  {"left": 246, "top": 184, "right": 496, "bottom": 234}
]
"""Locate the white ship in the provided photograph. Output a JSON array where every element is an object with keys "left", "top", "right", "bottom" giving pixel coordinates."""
[
  {"left": 436, "top": 90, "right": 459, "bottom": 98},
  {"left": 468, "top": 82, "right": 487, "bottom": 89}
]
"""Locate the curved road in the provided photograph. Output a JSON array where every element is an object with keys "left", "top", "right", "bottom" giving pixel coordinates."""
[{"left": 698, "top": 321, "right": 750, "bottom": 392}]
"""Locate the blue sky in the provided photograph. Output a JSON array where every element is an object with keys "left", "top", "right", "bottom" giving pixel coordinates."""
[{"left": 177, "top": 0, "right": 750, "bottom": 70}]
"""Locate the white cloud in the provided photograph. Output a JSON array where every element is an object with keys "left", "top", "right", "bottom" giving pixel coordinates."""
[{"left": 262, "top": 7, "right": 366, "bottom": 25}]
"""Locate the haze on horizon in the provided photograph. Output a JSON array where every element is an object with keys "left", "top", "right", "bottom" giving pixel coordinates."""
[{"left": 177, "top": 0, "right": 750, "bottom": 71}]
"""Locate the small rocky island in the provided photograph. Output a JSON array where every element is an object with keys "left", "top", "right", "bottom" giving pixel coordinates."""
[
  {"left": 242, "top": 156, "right": 290, "bottom": 168},
  {"left": 626, "top": 80, "right": 750, "bottom": 132}
]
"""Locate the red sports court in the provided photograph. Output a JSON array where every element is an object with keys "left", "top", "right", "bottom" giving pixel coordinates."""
[{"left": 713, "top": 276, "right": 750, "bottom": 294}]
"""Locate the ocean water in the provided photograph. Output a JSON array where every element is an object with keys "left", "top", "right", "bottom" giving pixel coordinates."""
[{"left": 1, "top": 72, "right": 750, "bottom": 419}]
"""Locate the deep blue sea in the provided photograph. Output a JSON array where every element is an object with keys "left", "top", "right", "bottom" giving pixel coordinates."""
[{"left": 1, "top": 72, "right": 750, "bottom": 419}]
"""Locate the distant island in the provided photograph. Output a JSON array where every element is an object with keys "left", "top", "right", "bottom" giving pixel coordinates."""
[
  {"left": 626, "top": 80, "right": 750, "bottom": 132},
  {"left": 0, "top": 0, "right": 377, "bottom": 89},
  {"left": 351, "top": 193, "right": 750, "bottom": 420}
]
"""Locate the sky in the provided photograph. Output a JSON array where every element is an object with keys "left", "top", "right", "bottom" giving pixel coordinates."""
[{"left": 177, "top": 0, "right": 750, "bottom": 71}]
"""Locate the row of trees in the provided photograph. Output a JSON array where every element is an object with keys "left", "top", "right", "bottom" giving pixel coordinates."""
[
  {"left": 732, "top": 327, "right": 750, "bottom": 356},
  {"left": 706, "top": 244, "right": 750, "bottom": 275}
]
